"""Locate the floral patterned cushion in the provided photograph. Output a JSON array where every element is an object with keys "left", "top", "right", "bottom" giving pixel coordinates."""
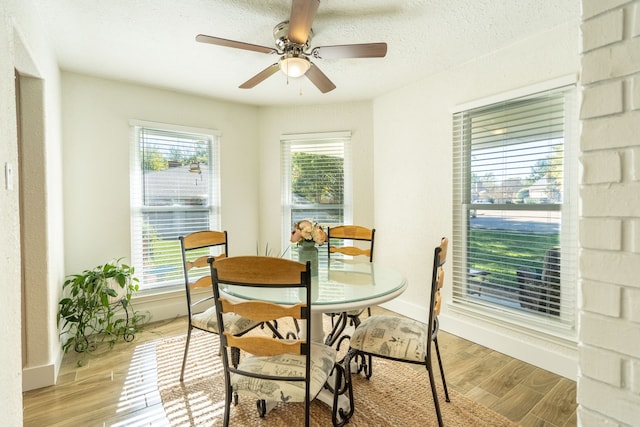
[
  {"left": 191, "top": 306, "right": 260, "bottom": 335},
  {"left": 231, "top": 342, "right": 337, "bottom": 402},
  {"left": 349, "top": 315, "right": 428, "bottom": 363}
]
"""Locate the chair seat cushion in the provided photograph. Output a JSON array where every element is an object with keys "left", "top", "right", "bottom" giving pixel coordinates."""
[
  {"left": 191, "top": 306, "right": 259, "bottom": 335},
  {"left": 349, "top": 315, "right": 427, "bottom": 363},
  {"left": 231, "top": 342, "right": 337, "bottom": 402}
]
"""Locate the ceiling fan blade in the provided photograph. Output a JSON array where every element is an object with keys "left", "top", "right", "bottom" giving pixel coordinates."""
[
  {"left": 196, "top": 34, "right": 277, "bottom": 54},
  {"left": 288, "top": 0, "right": 319, "bottom": 45},
  {"left": 312, "top": 42, "right": 388, "bottom": 59},
  {"left": 239, "top": 63, "right": 280, "bottom": 89},
  {"left": 305, "top": 63, "right": 336, "bottom": 93}
]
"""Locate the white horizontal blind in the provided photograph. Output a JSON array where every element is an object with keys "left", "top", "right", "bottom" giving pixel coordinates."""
[
  {"left": 281, "top": 132, "right": 352, "bottom": 263},
  {"left": 452, "top": 85, "right": 577, "bottom": 334},
  {"left": 130, "top": 124, "right": 220, "bottom": 291}
]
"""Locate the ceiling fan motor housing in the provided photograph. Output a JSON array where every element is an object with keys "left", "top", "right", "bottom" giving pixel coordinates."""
[{"left": 274, "top": 21, "right": 313, "bottom": 51}]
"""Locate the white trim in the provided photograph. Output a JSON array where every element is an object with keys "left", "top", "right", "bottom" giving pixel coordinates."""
[
  {"left": 128, "top": 123, "right": 221, "bottom": 291},
  {"left": 380, "top": 297, "right": 577, "bottom": 380},
  {"left": 280, "top": 131, "right": 351, "bottom": 141},
  {"left": 441, "top": 312, "right": 578, "bottom": 380},
  {"left": 131, "top": 287, "right": 214, "bottom": 323},
  {"left": 452, "top": 73, "right": 578, "bottom": 113},
  {"left": 22, "top": 353, "right": 60, "bottom": 391},
  {"left": 280, "top": 133, "right": 353, "bottom": 251},
  {"left": 381, "top": 297, "right": 427, "bottom": 322},
  {"left": 129, "top": 119, "right": 221, "bottom": 136},
  {"left": 448, "top": 301, "right": 577, "bottom": 346}
]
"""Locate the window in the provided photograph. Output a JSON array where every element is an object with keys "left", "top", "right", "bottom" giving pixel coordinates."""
[
  {"left": 452, "top": 81, "right": 578, "bottom": 335},
  {"left": 281, "top": 132, "right": 352, "bottom": 260},
  {"left": 130, "top": 122, "right": 221, "bottom": 291}
]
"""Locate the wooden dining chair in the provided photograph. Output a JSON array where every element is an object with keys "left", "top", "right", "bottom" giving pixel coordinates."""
[
  {"left": 325, "top": 225, "right": 376, "bottom": 337},
  {"left": 178, "top": 230, "right": 262, "bottom": 382},
  {"left": 210, "top": 256, "right": 353, "bottom": 427},
  {"left": 346, "top": 237, "right": 450, "bottom": 427}
]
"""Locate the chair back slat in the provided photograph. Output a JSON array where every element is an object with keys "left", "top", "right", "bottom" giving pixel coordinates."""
[
  {"left": 182, "top": 230, "right": 227, "bottom": 250},
  {"left": 438, "top": 237, "right": 448, "bottom": 266},
  {"left": 187, "top": 253, "right": 226, "bottom": 271},
  {"left": 434, "top": 267, "right": 445, "bottom": 316},
  {"left": 213, "top": 255, "right": 308, "bottom": 285},
  {"left": 328, "top": 225, "right": 374, "bottom": 240},
  {"left": 225, "top": 333, "right": 304, "bottom": 357},
  {"left": 329, "top": 246, "right": 371, "bottom": 257},
  {"left": 190, "top": 275, "right": 212, "bottom": 290},
  {"left": 429, "top": 237, "right": 448, "bottom": 322},
  {"left": 218, "top": 297, "right": 306, "bottom": 322},
  {"left": 327, "top": 225, "right": 375, "bottom": 262}
]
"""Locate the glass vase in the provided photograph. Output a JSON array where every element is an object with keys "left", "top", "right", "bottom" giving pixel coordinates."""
[{"left": 298, "top": 239, "right": 319, "bottom": 276}]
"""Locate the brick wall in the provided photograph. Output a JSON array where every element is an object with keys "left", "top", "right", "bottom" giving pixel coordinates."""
[{"left": 579, "top": 0, "right": 640, "bottom": 425}]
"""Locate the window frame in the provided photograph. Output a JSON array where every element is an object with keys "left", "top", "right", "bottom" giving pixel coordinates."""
[
  {"left": 129, "top": 120, "right": 221, "bottom": 293},
  {"left": 451, "top": 76, "right": 579, "bottom": 340},
  {"left": 281, "top": 131, "right": 353, "bottom": 259}
]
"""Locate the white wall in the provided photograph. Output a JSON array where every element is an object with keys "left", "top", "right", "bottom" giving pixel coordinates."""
[
  {"left": 578, "top": 0, "right": 640, "bottom": 424},
  {"left": 1, "top": 0, "right": 64, "bottom": 414},
  {"left": 257, "top": 102, "right": 375, "bottom": 253},
  {"left": 57, "top": 72, "right": 264, "bottom": 345},
  {"left": 61, "top": 71, "right": 261, "bottom": 288},
  {"left": 373, "top": 21, "right": 581, "bottom": 379},
  {"left": 0, "top": 4, "right": 23, "bottom": 421}
]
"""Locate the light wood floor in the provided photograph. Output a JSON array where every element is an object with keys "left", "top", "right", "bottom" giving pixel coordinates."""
[{"left": 22, "top": 307, "right": 577, "bottom": 426}]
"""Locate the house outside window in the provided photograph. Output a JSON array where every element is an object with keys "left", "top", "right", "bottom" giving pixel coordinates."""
[
  {"left": 281, "top": 132, "right": 352, "bottom": 263},
  {"left": 130, "top": 121, "right": 221, "bottom": 291},
  {"left": 452, "top": 81, "right": 578, "bottom": 336}
]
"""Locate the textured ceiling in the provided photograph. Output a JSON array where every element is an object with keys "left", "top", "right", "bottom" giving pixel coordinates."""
[{"left": 34, "top": 0, "right": 579, "bottom": 107}]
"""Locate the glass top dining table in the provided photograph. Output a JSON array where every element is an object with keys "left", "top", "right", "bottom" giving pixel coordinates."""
[{"left": 220, "top": 258, "right": 408, "bottom": 343}]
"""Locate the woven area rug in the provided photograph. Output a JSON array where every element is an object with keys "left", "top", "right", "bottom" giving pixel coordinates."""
[{"left": 155, "top": 328, "right": 517, "bottom": 426}]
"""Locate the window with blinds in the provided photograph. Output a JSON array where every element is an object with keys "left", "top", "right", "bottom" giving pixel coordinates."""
[
  {"left": 130, "top": 123, "right": 220, "bottom": 291},
  {"left": 452, "top": 84, "right": 577, "bottom": 334},
  {"left": 281, "top": 132, "right": 352, "bottom": 263}
]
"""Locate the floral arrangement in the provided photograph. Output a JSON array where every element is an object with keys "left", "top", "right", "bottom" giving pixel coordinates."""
[{"left": 290, "top": 220, "right": 326, "bottom": 246}]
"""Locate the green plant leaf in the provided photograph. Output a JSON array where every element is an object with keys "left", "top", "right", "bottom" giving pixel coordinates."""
[{"left": 58, "top": 258, "right": 145, "bottom": 356}]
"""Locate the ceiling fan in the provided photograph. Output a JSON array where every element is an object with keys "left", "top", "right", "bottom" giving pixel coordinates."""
[{"left": 196, "top": 0, "right": 387, "bottom": 93}]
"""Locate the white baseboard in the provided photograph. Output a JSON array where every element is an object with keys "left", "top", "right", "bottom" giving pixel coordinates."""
[
  {"left": 380, "top": 297, "right": 577, "bottom": 381},
  {"left": 440, "top": 313, "right": 577, "bottom": 380},
  {"left": 381, "top": 297, "right": 427, "bottom": 321},
  {"left": 23, "top": 365, "right": 55, "bottom": 391},
  {"left": 23, "top": 341, "right": 64, "bottom": 391},
  {"left": 23, "top": 290, "right": 192, "bottom": 391},
  {"left": 133, "top": 289, "right": 190, "bottom": 323}
]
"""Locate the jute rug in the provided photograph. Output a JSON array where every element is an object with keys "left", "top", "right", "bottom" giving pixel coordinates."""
[{"left": 155, "top": 328, "right": 518, "bottom": 426}]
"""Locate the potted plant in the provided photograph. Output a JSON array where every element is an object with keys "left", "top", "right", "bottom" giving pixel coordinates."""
[{"left": 57, "top": 258, "right": 146, "bottom": 363}]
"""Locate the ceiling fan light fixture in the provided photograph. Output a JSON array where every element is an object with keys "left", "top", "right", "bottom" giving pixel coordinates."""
[{"left": 279, "top": 55, "right": 310, "bottom": 78}]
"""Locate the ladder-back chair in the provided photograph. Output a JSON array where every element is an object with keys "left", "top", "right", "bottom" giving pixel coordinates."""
[
  {"left": 347, "top": 237, "right": 450, "bottom": 427},
  {"left": 210, "top": 256, "right": 353, "bottom": 427},
  {"left": 325, "top": 225, "right": 376, "bottom": 344},
  {"left": 178, "top": 230, "right": 261, "bottom": 382}
]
